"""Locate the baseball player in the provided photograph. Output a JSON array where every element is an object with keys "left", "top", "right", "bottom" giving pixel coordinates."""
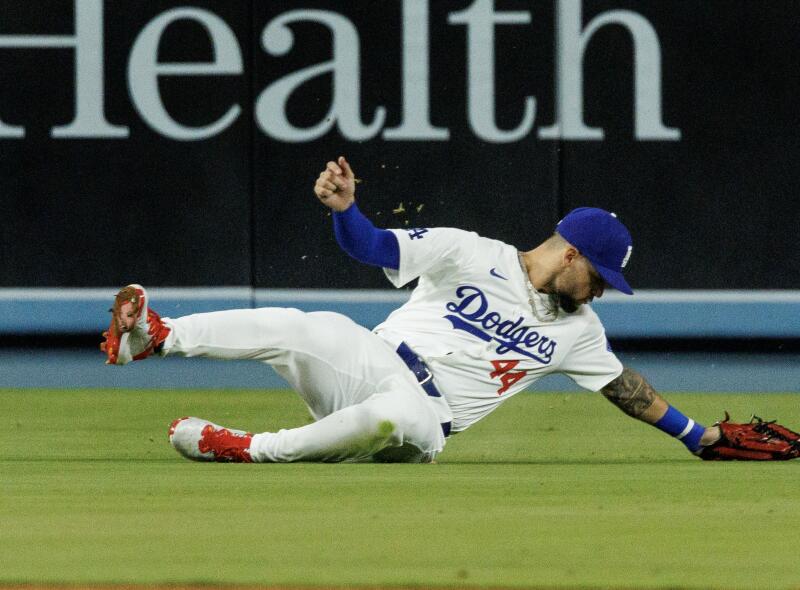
[{"left": 101, "top": 157, "right": 800, "bottom": 462}]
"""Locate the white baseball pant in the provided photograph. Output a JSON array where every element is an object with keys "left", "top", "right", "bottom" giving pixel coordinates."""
[{"left": 161, "top": 308, "right": 446, "bottom": 463}]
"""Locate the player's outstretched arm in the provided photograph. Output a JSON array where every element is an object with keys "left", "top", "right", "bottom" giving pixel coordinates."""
[
  {"left": 603, "top": 367, "right": 800, "bottom": 460},
  {"left": 600, "top": 366, "right": 664, "bottom": 421},
  {"left": 601, "top": 366, "right": 720, "bottom": 451},
  {"left": 313, "top": 156, "right": 400, "bottom": 270}
]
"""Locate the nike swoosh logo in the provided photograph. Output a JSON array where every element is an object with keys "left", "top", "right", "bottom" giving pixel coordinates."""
[{"left": 489, "top": 267, "right": 508, "bottom": 280}]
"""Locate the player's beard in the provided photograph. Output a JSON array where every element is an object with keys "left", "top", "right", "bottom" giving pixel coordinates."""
[
  {"left": 541, "top": 279, "right": 580, "bottom": 314},
  {"left": 556, "top": 293, "right": 580, "bottom": 313},
  {"left": 544, "top": 267, "right": 587, "bottom": 313},
  {"left": 540, "top": 278, "right": 581, "bottom": 313}
]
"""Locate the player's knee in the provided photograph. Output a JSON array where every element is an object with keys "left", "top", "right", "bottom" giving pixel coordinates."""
[
  {"left": 359, "top": 405, "right": 404, "bottom": 447},
  {"left": 376, "top": 419, "right": 400, "bottom": 445}
]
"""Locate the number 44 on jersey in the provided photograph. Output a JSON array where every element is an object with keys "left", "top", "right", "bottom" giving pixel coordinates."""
[{"left": 489, "top": 360, "right": 527, "bottom": 395}]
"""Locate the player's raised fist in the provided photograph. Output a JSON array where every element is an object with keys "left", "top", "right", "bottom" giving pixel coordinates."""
[{"left": 314, "top": 156, "right": 356, "bottom": 212}]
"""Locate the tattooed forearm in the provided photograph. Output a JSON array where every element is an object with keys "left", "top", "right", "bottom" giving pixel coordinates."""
[{"left": 601, "top": 367, "right": 657, "bottom": 418}]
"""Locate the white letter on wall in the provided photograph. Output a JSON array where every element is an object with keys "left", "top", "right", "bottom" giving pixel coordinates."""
[
  {"left": 0, "top": 0, "right": 128, "bottom": 138},
  {"left": 257, "top": 10, "right": 386, "bottom": 142},
  {"left": 540, "top": 0, "right": 680, "bottom": 141},
  {"left": 128, "top": 7, "right": 242, "bottom": 141},
  {"left": 448, "top": 0, "right": 536, "bottom": 143},
  {"left": 383, "top": 0, "right": 449, "bottom": 140}
]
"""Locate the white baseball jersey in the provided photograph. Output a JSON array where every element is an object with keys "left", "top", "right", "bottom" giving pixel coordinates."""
[{"left": 374, "top": 227, "right": 623, "bottom": 433}]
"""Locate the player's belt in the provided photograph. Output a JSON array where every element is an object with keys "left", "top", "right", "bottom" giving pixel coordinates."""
[{"left": 395, "top": 342, "right": 452, "bottom": 437}]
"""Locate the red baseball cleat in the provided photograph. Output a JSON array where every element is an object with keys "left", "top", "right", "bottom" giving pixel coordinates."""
[
  {"left": 101, "top": 284, "right": 170, "bottom": 365},
  {"left": 168, "top": 417, "right": 254, "bottom": 463}
]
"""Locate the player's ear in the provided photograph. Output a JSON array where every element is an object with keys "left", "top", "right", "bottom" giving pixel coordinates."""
[{"left": 563, "top": 246, "right": 579, "bottom": 266}]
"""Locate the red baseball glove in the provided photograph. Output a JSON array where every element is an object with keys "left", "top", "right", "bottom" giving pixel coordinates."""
[{"left": 699, "top": 412, "right": 800, "bottom": 460}]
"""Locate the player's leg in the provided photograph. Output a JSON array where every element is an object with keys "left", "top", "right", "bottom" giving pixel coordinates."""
[
  {"left": 247, "top": 375, "right": 443, "bottom": 463},
  {"left": 104, "top": 286, "right": 394, "bottom": 415},
  {"left": 164, "top": 308, "right": 445, "bottom": 462},
  {"left": 170, "top": 373, "right": 442, "bottom": 463},
  {"left": 103, "top": 286, "right": 445, "bottom": 462},
  {"left": 163, "top": 307, "right": 404, "bottom": 417}
]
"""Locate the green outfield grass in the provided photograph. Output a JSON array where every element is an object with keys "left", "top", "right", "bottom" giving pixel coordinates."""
[{"left": 2, "top": 388, "right": 799, "bottom": 589}]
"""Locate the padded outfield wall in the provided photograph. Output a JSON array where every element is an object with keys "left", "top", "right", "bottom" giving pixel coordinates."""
[{"left": 0, "top": 1, "right": 798, "bottom": 336}]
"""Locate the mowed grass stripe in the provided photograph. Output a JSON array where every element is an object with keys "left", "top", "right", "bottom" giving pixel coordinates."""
[{"left": 1, "top": 389, "right": 799, "bottom": 589}]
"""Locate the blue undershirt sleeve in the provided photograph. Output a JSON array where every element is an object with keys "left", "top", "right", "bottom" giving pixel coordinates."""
[{"left": 333, "top": 203, "right": 400, "bottom": 270}]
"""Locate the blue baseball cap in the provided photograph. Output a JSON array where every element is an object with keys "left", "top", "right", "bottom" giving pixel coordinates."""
[{"left": 556, "top": 207, "right": 634, "bottom": 295}]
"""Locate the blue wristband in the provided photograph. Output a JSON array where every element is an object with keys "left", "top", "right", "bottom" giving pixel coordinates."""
[{"left": 654, "top": 405, "right": 706, "bottom": 452}]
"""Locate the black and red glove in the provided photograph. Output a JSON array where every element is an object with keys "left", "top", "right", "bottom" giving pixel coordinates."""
[{"left": 699, "top": 412, "right": 800, "bottom": 461}]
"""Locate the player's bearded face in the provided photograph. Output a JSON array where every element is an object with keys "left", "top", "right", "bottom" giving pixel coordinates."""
[{"left": 550, "top": 257, "right": 605, "bottom": 312}]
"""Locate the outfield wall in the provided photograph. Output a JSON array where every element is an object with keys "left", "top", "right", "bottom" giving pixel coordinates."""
[
  {"left": 3, "top": 288, "right": 799, "bottom": 338},
  {"left": 1, "top": 1, "right": 799, "bottom": 301}
]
